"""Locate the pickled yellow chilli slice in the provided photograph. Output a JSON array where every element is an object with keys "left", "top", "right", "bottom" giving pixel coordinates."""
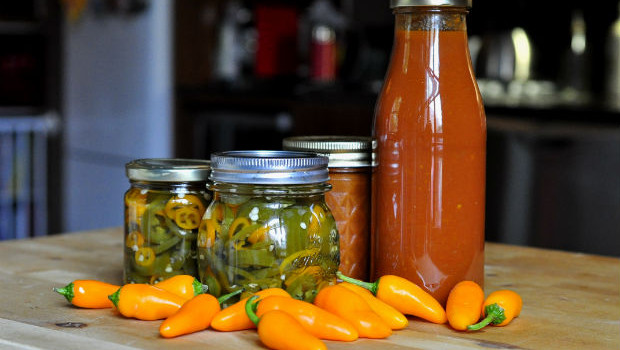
[
  {"left": 279, "top": 247, "right": 320, "bottom": 274},
  {"left": 126, "top": 231, "right": 145, "bottom": 250},
  {"left": 197, "top": 219, "right": 216, "bottom": 249},
  {"left": 134, "top": 247, "right": 156, "bottom": 267},
  {"left": 228, "top": 217, "right": 251, "bottom": 239},
  {"left": 164, "top": 194, "right": 206, "bottom": 219},
  {"left": 125, "top": 187, "right": 147, "bottom": 206},
  {"left": 126, "top": 204, "right": 147, "bottom": 224},
  {"left": 206, "top": 219, "right": 217, "bottom": 247},
  {"left": 175, "top": 206, "right": 201, "bottom": 230},
  {"left": 205, "top": 203, "right": 223, "bottom": 233},
  {"left": 311, "top": 204, "right": 326, "bottom": 221},
  {"left": 247, "top": 225, "right": 270, "bottom": 244},
  {"left": 197, "top": 221, "right": 209, "bottom": 248},
  {"left": 125, "top": 188, "right": 147, "bottom": 221},
  {"left": 308, "top": 204, "right": 326, "bottom": 238}
]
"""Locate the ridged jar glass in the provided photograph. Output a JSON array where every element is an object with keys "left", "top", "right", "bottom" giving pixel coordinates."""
[
  {"left": 124, "top": 158, "right": 211, "bottom": 284},
  {"left": 197, "top": 151, "right": 339, "bottom": 303}
]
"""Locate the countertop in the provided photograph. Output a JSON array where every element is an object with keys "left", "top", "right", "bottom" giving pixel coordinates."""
[{"left": 0, "top": 227, "right": 618, "bottom": 349}]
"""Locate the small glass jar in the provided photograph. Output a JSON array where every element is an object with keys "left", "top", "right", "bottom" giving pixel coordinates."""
[
  {"left": 197, "top": 151, "right": 339, "bottom": 303},
  {"left": 124, "top": 158, "right": 211, "bottom": 284},
  {"left": 283, "top": 136, "right": 373, "bottom": 280}
]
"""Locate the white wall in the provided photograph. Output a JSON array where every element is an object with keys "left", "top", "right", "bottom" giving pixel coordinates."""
[{"left": 62, "top": 1, "right": 172, "bottom": 232}]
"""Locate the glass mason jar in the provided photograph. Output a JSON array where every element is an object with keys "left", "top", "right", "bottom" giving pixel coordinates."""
[
  {"left": 197, "top": 151, "right": 339, "bottom": 303},
  {"left": 283, "top": 136, "right": 373, "bottom": 281},
  {"left": 124, "top": 158, "right": 211, "bottom": 284},
  {"left": 372, "top": 0, "right": 486, "bottom": 305}
]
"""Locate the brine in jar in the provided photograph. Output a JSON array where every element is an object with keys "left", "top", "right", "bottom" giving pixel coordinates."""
[{"left": 197, "top": 151, "right": 339, "bottom": 303}]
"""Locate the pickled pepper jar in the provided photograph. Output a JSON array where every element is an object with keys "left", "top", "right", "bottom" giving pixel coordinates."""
[
  {"left": 197, "top": 151, "right": 339, "bottom": 303},
  {"left": 283, "top": 136, "right": 373, "bottom": 280},
  {"left": 124, "top": 159, "right": 211, "bottom": 284},
  {"left": 372, "top": 0, "right": 486, "bottom": 305}
]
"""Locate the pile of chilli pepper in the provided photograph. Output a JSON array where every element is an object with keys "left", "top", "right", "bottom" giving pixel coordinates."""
[{"left": 54, "top": 272, "right": 522, "bottom": 350}]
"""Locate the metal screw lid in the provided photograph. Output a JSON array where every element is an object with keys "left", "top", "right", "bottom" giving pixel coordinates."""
[
  {"left": 210, "top": 150, "right": 329, "bottom": 185},
  {"left": 282, "top": 136, "right": 374, "bottom": 168},
  {"left": 126, "top": 158, "right": 211, "bottom": 182},
  {"left": 390, "top": 0, "right": 472, "bottom": 8}
]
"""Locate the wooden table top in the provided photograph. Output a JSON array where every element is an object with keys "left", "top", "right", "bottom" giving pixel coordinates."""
[{"left": 0, "top": 227, "right": 618, "bottom": 350}]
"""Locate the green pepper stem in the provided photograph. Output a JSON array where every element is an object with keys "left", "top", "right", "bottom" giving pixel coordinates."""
[
  {"left": 53, "top": 282, "right": 74, "bottom": 303},
  {"left": 108, "top": 288, "right": 121, "bottom": 308},
  {"left": 245, "top": 295, "right": 261, "bottom": 326},
  {"left": 467, "top": 314, "right": 493, "bottom": 331},
  {"left": 192, "top": 278, "right": 209, "bottom": 296},
  {"left": 336, "top": 271, "right": 378, "bottom": 295},
  {"left": 217, "top": 289, "right": 243, "bottom": 304},
  {"left": 467, "top": 303, "right": 506, "bottom": 331}
]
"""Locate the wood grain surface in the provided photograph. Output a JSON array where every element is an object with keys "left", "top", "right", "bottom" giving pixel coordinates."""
[{"left": 0, "top": 227, "right": 618, "bottom": 350}]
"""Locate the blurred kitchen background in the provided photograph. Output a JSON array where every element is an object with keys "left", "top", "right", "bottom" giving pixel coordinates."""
[{"left": 0, "top": 0, "right": 618, "bottom": 256}]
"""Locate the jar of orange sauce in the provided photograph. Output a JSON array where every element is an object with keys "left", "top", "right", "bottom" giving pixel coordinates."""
[
  {"left": 372, "top": 0, "right": 486, "bottom": 305},
  {"left": 283, "top": 136, "right": 373, "bottom": 280}
]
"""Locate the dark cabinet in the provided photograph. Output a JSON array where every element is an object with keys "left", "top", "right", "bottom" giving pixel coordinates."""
[{"left": 0, "top": 0, "right": 62, "bottom": 239}]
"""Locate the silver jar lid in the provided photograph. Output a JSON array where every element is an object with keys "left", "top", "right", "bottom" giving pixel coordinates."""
[
  {"left": 210, "top": 150, "right": 329, "bottom": 185},
  {"left": 126, "top": 158, "right": 211, "bottom": 182},
  {"left": 282, "top": 136, "right": 374, "bottom": 168},
  {"left": 390, "top": 0, "right": 472, "bottom": 8}
]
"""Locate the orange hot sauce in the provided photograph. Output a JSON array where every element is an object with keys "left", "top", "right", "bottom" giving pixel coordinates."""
[
  {"left": 283, "top": 136, "right": 373, "bottom": 280},
  {"left": 372, "top": 3, "right": 486, "bottom": 305},
  {"left": 327, "top": 168, "right": 371, "bottom": 280}
]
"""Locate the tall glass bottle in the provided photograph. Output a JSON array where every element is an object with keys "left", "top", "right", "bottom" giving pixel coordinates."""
[{"left": 372, "top": 0, "right": 486, "bottom": 305}]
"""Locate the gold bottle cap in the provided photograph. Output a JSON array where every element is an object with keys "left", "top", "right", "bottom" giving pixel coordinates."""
[
  {"left": 390, "top": 0, "right": 471, "bottom": 8},
  {"left": 283, "top": 136, "right": 375, "bottom": 168}
]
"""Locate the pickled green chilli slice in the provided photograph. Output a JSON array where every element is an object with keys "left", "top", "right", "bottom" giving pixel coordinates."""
[
  {"left": 124, "top": 187, "right": 209, "bottom": 284},
  {"left": 197, "top": 194, "right": 339, "bottom": 303}
]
